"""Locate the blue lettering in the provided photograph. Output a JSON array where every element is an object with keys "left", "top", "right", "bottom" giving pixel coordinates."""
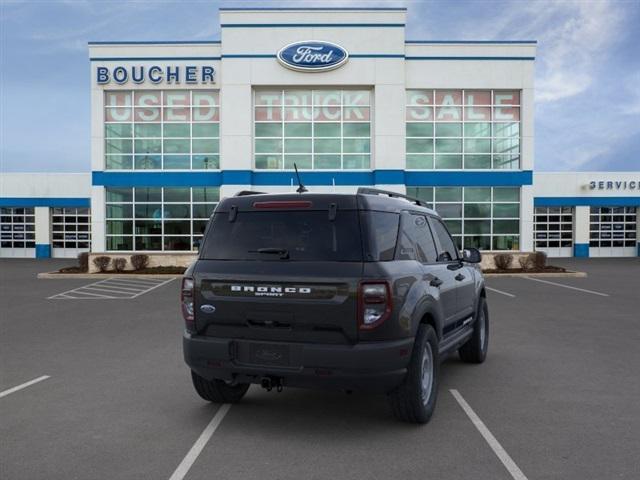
[
  {"left": 148, "top": 65, "right": 163, "bottom": 84},
  {"left": 186, "top": 66, "right": 197, "bottom": 83},
  {"left": 589, "top": 181, "right": 596, "bottom": 189},
  {"left": 166, "top": 66, "right": 179, "bottom": 83},
  {"left": 131, "top": 66, "right": 145, "bottom": 84},
  {"left": 202, "top": 66, "right": 215, "bottom": 83},
  {"left": 598, "top": 181, "right": 604, "bottom": 189},
  {"left": 113, "top": 66, "right": 128, "bottom": 84},
  {"left": 630, "top": 181, "right": 637, "bottom": 189},
  {"left": 97, "top": 66, "right": 110, "bottom": 84}
]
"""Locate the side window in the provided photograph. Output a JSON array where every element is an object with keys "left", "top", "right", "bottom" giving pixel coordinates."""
[
  {"left": 396, "top": 213, "right": 438, "bottom": 263},
  {"left": 429, "top": 217, "right": 459, "bottom": 262},
  {"left": 361, "top": 211, "right": 400, "bottom": 261}
]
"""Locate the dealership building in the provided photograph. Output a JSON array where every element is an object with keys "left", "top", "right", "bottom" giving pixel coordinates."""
[{"left": 1, "top": 7, "right": 638, "bottom": 260}]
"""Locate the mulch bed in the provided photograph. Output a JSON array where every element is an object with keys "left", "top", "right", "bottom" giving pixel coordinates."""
[
  {"left": 482, "top": 265, "right": 567, "bottom": 274},
  {"left": 56, "top": 266, "right": 186, "bottom": 274}
]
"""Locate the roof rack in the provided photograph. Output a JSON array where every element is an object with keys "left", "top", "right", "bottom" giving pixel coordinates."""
[
  {"left": 357, "top": 187, "right": 430, "bottom": 208},
  {"left": 234, "top": 190, "right": 267, "bottom": 197}
]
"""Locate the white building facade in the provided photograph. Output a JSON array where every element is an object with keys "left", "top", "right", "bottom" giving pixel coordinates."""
[{"left": 1, "top": 8, "right": 638, "bottom": 259}]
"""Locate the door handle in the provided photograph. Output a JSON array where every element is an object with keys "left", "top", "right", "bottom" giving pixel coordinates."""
[
  {"left": 429, "top": 277, "right": 443, "bottom": 287},
  {"left": 455, "top": 273, "right": 465, "bottom": 281}
]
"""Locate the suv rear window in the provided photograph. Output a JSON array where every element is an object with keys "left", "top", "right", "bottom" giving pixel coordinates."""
[{"left": 200, "top": 211, "right": 363, "bottom": 261}]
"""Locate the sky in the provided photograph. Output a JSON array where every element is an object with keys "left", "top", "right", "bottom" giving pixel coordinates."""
[{"left": 1, "top": 0, "right": 639, "bottom": 173}]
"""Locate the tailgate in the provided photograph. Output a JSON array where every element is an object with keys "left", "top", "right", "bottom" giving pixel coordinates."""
[{"left": 194, "top": 260, "right": 362, "bottom": 344}]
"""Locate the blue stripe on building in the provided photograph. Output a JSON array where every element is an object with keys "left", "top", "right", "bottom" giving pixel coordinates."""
[
  {"left": 573, "top": 243, "right": 589, "bottom": 258},
  {"left": 92, "top": 170, "right": 534, "bottom": 187},
  {"left": 35, "top": 244, "right": 51, "bottom": 259},
  {"left": 0, "top": 198, "right": 91, "bottom": 207},
  {"left": 534, "top": 197, "right": 640, "bottom": 207}
]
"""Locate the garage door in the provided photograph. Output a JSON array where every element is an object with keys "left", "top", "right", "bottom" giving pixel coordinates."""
[
  {"left": 589, "top": 206, "right": 637, "bottom": 257},
  {"left": 51, "top": 207, "right": 91, "bottom": 258},
  {"left": 0, "top": 207, "right": 36, "bottom": 258},
  {"left": 534, "top": 207, "right": 573, "bottom": 257}
]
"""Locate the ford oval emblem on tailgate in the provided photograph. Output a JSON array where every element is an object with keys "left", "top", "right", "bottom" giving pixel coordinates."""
[{"left": 200, "top": 304, "right": 216, "bottom": 314}]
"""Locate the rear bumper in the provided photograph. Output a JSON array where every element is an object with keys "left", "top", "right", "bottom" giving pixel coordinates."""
[{"left": 183, "top": 333, "right": 414, "bottom": 393}]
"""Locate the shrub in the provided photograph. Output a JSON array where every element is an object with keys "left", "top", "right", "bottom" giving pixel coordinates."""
[
  {"left": 130, "top": 254, "right": 149, "bottom": 271},
  {"left": 113, "top": 257, "right": 127, "bottom": 272},
  {"left": 533, "top": 251, "right": 547, "bottom": 270},
  {"left": 77, "top": 252, "right": 89, "bottom": 272},
  {"left": 493, "top": 253, "right": 513, "bottom": 271},
  {"left": 518, "top": 254, "right": 534, "bottom": 271},
  {"left": 92, "top": 255, "right": 111, "bottom": 273}
]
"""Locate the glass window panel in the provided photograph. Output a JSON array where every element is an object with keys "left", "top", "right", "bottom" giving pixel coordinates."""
[
  {"left": 134, "top": 220, "right": 161, "bottom": 235},
  {"left": 435, "top": 139, "right": 462, "bottom": 153},
  {"left": 406, "top": 122, "right": 433, "bottom": 137},
  {"left": 164, "top": 221, "right": 191, "bottom": 235},
  {"left": 134, "top": 138, "right": 161, "bottom": 154},
  {"left": 343, "top": 138, "right": 370, "bottom": 154},
  {"left": 192, "top": 187, "right": 219, "bottom": 203},
  {"left": 163, "top": 155, "right": 191, "bottom": 169},
  {"left": 106, "top": 187, "right": 132, "bottom": 202},
  {"left": 105, "top": 124, "right": 132, "bottom": 138},
  {"left": 255, "top": 123, "right": 282, "bottom": 137},
  {"left": 164, "top": 188, "right": 190, "bottom": 202},
  {"left": 135, "top": 204, "right": 163, "bottom": 219},
  {"left": 164, "top": 204, "right": 190, "bottom": 219},
  {"left": 435, "top": 123, "right": 462, "bottom": 137},
  {"left": 494, "top": 137, "right": 520, "bottom": 154},
  {"left": 435, "top": 106, "right": 461, "bottom": 121},
  {"left": 192, "top": 203, "right": 217, "bottom": 218},
  {"left": 164, "top": 236, "right": 192, "bottom": 251},
  {"left": 315, "top": 123, "right": 340, "bottom": 137},
  {"left": 106, "top": 220, "right": 132, "bottom": 235},
  {"left": 135, "top": 188, "right": 161, "bottom": 202},
  {"left": 193, "top": 138, "right": 218, "bottom": 153},
  {"left": 255, "top": 139, "right": 282, "bottom": 154},
  {"left": 313, "top": 90, "right": 341, "bottom": 106},
  {"left": 435, "top": 187, "right": 463, "bottom": 202},
  {"left": 407, "top": 138, "right": 434, "bottom": 154},
  {"left": 493, "top": 155, "right": 519, "bottom": 169},
  {"left": 284, "top": 106, "right": 313, "bottom": 121},
  {"left": 134, "top": 155, "right": 161, "bottom": 169},
  {"left": 464, "top": 155, "right": 491, "bottom": 169},
  {"left": 343, "top": 155, "right": 370, "bottom": 169},
  {"left": 163, "top": 123, "right": 190, "bottom": 137},
  {"left": 465, "top": 188, "right": 491, "bottom": 202},
  {"left": 135, "top": 236, "right": 162, "bottom": 251},
  {"left": 493, "top": 220, "right": 520, "bottom": 234},
  {"left": 314, "top": 139, "right": 341, "bottom": 154},
  {"left": 435, "top": 204, "right": 462, "bottom": 218},
  {"left": 106, "top": 204, "right": 132, "bottom": 218},
  {"left": 464, "top": 204, "right": 491, "bottom": 218},
  {"left": 192, "top": 91, "right": 219, "bottom": 121},
  {"left": 343, "top": 90, "right": 370, "bottom": 105},
  {"left": 284, "top": 139, "right": 312, "bottom": 154},
  {"left": 255, "top": 107, "right": 282, "bottom": 122},
  {"left": 435, "top": 154, "right": 462, "bottom": 169},
  {"left": 106, "top": 139, "right": 132, "bottom": 154},
  {"left": 407, "top": 187, "right": 433, "bottom": 204},
  {"left": 285, "top": 90, "right": 313, "bottom": 106},
  {"left": 164, "top": 139, "right": 190, "bottom": 154},
  {"left": 406, "top": 106, "right": 434, "bottom": 121},
  {"left": 464, "top": 122, "right": 491, "bottom": 137},
  {"left": 255, "top": 90, "right": 282, "bottom": 106},
  {"left": 134, "top": 123, "right": 161, "bottom": 137},
  {"left": 465, "top": 220, "right": 491, "bottom": 235},
  {"left": 343, "top": 123, "right": 370, "bottom": 137},
  {"left": 107, "top": 236, "right": 133, "bottom": 251},
  {"left": 255, "top": 154, "right": 282, "bottom": 169},
  {"left": 406, "top": 155, "right": 434, "bottom": 169},
  {"left": 493, "top": 188, "right": 520, "bottom": 202},
  {"left": 192, "top": 155, "right": 219, "bottom": 169},
  {"left": 493, "top": 203, "right": 519, "bottom": 218},
  {"left": 464, "top": 139, "right": 491, "bottom": 153},
  {"left": 493, "top": 122, "right": 520, "bottom": 137},
  {"left": 284, "top": 123, "right": 312, "bottom": 137},
  {"left": 315, "top": 155, "right": 341, "bottom": 169},
  {"left": 285, "top": 155, "right": 312, "bottom": 169},
  {"left": 192, "top": 123, "right": 219, "bottom": 138},
  {"left": 106, "top": 155, "right": 132, "bottom": 170},
  {"left": 444, "top": 220, "right": 462, "bottom": 235},
  {"left": 193, "top": 221, "right": 209, "bottom": 236}
]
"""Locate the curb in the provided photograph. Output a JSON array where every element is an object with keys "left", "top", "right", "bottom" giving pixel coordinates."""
[
  {"left": 482, "top": 271, "right": 587, "bottom": 278},
  {"left": 37, "top": 272, "right": 184, "bottom": 279}
]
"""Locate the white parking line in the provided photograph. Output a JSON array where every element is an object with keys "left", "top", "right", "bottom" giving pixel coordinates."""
[
  {"left": 486, "top": 286, "right": 516, "bottom": 298},
  {"left": 49, "top": 277, "right": 175, "bottom": 300},
  {"left": 168, "top": 404, "right": 232, "bottom": 480},
  {"left": 522, "top": 276, "right": 609, "bottom": 297},
  {"left": 131, "top": 277, "right": 175, "bottom": 298},
  {"left": 0, "top": 375, "right": 51, "bottom": 399},
  {"left": 450, "top": 389, "right": 528, "bottom": 480}
]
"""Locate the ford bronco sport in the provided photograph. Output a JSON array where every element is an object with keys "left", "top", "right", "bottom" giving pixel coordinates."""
[{"left": 182, "top": 187, "right": 488, "bottom": 423}]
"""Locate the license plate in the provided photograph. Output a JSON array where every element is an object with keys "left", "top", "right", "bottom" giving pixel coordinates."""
[{"left": 248, "top": 343, "right": 290, "bottom": 367}]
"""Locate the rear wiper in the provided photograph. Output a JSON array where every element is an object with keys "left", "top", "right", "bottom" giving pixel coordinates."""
[{"left": 249, "top": 247, "right": 290, "bottom": 259}]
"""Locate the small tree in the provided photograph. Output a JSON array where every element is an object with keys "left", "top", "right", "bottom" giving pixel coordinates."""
[
  {"left": 493, "top": 253, "right": 513, "bottom": 271},
  {"left": 77, "top": 252, "right": 89, "bottom": 272},
  {"left": 130, "top": 254, "right": 149, "bottom": 271},
  {"left": 533, "top": 251, "right": 547, "bottom": 270},
  {"left": 113, "top": 257, "right": 127, "bottom": 272},
  {"left": 518, "top": 254, "right": 533, "bottom": 271},
  {"left": 92, "top": 256, "right": 111, "bottom": 273}
]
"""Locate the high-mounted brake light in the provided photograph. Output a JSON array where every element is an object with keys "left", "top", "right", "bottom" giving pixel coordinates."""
[
  {"left": 181, "top": 277, "right": 195, "bottom": 331},
  {"left": 358, "top": 281, "right": 392, "bottom": 330},
  {"left": 253, "top": 201, "right": 313, "bottom": 209}
]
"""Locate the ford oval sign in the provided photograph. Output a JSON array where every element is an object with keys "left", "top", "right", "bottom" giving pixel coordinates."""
[{"left": 277, "top": 41, "right": 349, "bottom": 72}]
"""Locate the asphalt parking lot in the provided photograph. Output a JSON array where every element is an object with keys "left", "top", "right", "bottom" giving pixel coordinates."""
[{"left": 1, "top": 257, "right": 639, "bottom": 480}]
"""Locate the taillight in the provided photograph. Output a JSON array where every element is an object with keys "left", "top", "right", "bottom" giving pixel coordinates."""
[
  {"left": 358, "top": 282, "right": 392, "bottom": 330},
  {"left": 181, "top": 277, "right": 195, "bottom": 331}
]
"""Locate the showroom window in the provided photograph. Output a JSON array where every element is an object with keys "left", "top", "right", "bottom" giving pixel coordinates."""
[
  {"left": 589, "top": 207, "right": 637, "bottom": 248},
  {"left": 254, "top": 89, "right": 371, "bottom": 170},
  {"left": 406, "top": 90, "right": 520, "bottom": 170},
  {"left": 105, "top": 187, "right": 219, "bottom": 251},
  {"left": 406, "top": 187, "right": 520, "bottom": 250},
  {"left": 52, "top": 208, "right": 91, "bottom": 249},
  {"left": 104, "top": 90, "right": 219, "bottom": 170}
]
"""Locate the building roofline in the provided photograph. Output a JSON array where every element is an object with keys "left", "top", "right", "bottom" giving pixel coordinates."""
[
  {"left": 218, "top": 7, "right": 407, "bottom": 11},
  {"left": 406, "top": 40, "right": 537, "bottom": 44},
  {"left": 88, "top": 41, "right": 220, "bottom": 45}
]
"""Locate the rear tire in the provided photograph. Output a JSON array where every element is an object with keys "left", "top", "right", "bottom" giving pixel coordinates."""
[
  {"left": 387, "top": 324, "right": 439, "bottom": 424},
  {"left": 191, "top": 371, "right": 250, "bottom": 403},
  {"left": 459, "top": 296, "right": 489, "bottom": 364}
]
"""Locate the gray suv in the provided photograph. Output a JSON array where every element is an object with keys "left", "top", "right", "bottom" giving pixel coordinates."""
[{"left": 182, "top": 188, "right": 488, "bottom": 423}]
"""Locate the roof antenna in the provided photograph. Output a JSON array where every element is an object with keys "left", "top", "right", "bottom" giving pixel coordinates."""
[{"left": 293, "top": 163, "right": 308, "bottom": 193}]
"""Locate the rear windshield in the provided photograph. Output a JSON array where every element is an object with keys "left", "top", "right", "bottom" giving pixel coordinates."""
[{"left": 200, "top": 210, "right": 363, "bottom": 261}]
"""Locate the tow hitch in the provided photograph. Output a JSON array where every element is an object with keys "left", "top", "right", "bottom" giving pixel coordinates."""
[{"left": 260, "top": 376, "right": 284, "bottom": 392}]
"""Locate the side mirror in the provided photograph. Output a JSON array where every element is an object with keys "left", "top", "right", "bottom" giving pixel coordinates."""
[{"left": 461, "top": 248, "right": 482, "bottom": 264}]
